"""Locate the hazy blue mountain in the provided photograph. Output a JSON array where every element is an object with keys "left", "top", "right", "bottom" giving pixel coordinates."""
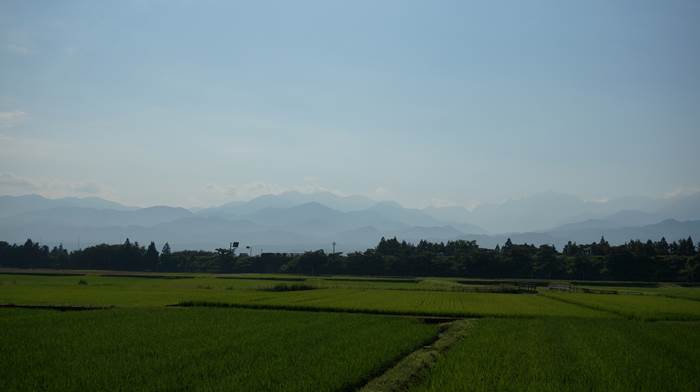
[
  {"left": 455, "top": 219, "right": 700, "bottom": 250},
  {"left": 242, "top": 202, "right": 425, "bottom": 237},
  {"left": 542, "top": 218, "right": 700, "bottom": 248},
  {"left": 390, "top": 225, "right": 465, "bottom": 241},
  {"left": 657, "top": 193, "right": 700, "bottom": 221},
  {"left": 149, "top": 217, "right": 317, "bottom": 250},
  {"left": 554, "top": 193, "right": 700, "bottom": 228},
  {"left": 603, "top": 209, "right": 661, "bottom": 227},
  {"left": 0, "top": 218, "right": 319, "bottom": 252},
  {"left": 421, "top": 206, "right": 487, "bottom": 234},
  {"left": 461, "top": 191, "right": 700, "bottom": 233},
  {"left": 361, "top": 201, "right": 444, "bottom": 227},
  {"left": 601, "top": 219, "right": 700, "bottom": 244},
  {"left": 0, "top": 194, "right": 133, "bottom": 218},
  {"left": 549, "top": 210, "right": 660, "bottom": 234},
  {"left": 53, "top": 196, "right": 134, "bottom": 211},
  {"left": 422, "top": 205, "right": 472, "bottom": 223},
  {"left": 243, "top": 202, "right": 349, "bottom": 236},
  {"left": 199, "top": 191, "right": 376, "bottom": 217},
  {"left": 2, "top": 191, "right": 699, "bottom": 253},
  {"left": 334, "top": 226, "right": 384, "bottom": 247},
  {"left": 1, "top": 206, "right": 192, "bottom": 228},
  {"left": 592, "top": 195, "right": 662, "bottom": 215},
  {"left": 200, "top": 195, "right": 293, "bottom": 217},
  {"left": 290, "top": 191, "right": 375, "bottom": 211},
  {"left": 468, "top": 191, "right": 589, "bottom": 233},
  {"left": 0, "top": 195, "right": 470, "bottom": 251},
  {"left": 202, "top": 194, "right": 484, "bottom": 231},
  {"left": 0, "top": 222, "right": 152, "bottom": 249},
  {"left": 245, "top": 202, "right": 344, "bottom": 225},
  {"left": 449, "top": 222, "right": 486, "bottom": 235},
  {"left": 239, "top": 201, "right": 456, "bottom": 236},
  {"left": 549, "top": 219, "right": 622, "bottom": 233},
  {"left": 541, "top": 193, "right": 700, "bottom": 239}
]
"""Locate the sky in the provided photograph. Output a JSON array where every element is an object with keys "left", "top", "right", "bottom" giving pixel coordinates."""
[{"left": 1, "top": 0, "right": 699, "bottom": 208}]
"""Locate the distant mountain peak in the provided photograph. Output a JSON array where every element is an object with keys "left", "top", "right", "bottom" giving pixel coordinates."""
[
  {"left": 291, "top": 201, "right": 334, "bottom": 210},
  {"left": 371, "top": 200, "right": 403, "bottom": 209},
  {"left": 657, "top": 218, "right": 681, "bottom": 225}
]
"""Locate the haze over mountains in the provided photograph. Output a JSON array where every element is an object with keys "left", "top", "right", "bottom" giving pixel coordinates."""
[{"left": 1, "top": 191, "right": 699, "bottom": 252}]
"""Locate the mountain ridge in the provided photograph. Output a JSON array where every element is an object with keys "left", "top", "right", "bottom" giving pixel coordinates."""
[{"left": 0, "top": 192, "right": 698, "bottom": 252}]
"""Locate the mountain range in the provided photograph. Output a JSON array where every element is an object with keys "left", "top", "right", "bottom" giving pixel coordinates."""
[{"left": 0, "top": 191, "right": 699, "bottom": 252}]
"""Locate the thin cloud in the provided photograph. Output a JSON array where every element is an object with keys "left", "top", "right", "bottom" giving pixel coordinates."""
[
  {"left": 205, "top": 181, "right": 346, "bottom": 202},
  {"left": 372, "top": 187, "right": 390, "bottom": 198},
  {"left": 663, "top": 186, "right": 700, "bottom": 199},
  {"left": 0, "top": 110, "right": 27, "bottom": 128},
  {"left": 0, "top": 172, "right": 105, "bottom": 198},
  {"left": 0, "top": 172, "right": 40, "bottom": 194}
]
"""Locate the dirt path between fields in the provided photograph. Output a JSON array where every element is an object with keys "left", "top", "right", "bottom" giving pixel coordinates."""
[{"left": 358, "top": 319, "right": 472, "bottom": 392}]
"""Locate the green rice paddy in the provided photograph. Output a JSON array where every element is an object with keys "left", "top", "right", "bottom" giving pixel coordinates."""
[
  {"left": 2, "top": 271, "right": 700, "bottom": 391},
  {"left": 410, "top": 318, "right": 700, "bottom": 392},
  {"left": 0, "top": 307, "right": 437, "bottom": 392}
]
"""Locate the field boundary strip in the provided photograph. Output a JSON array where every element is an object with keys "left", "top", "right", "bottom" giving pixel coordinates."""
[
  {"left": 172, "top": 300, "right": 547, "bottom": 319},
  {"left": 653, "top": 293, "right": 700, "bottom": 303},
  {"left": 0, "top": 303, "right": 115, "bottom": 311},
  {"left": 538, "top": 294, "right": 630, "bottom": 319},
  {"left": 99, "top": 274, "right": 195, "bottom": 279},
  {"left": 358, "top": 320, "right": 472, "bottom": 392},
  {"left": 0, "top": 271, "right": 86, "bottom": 277},
  {"left": 541, "top": 293, "right": 700, "bottom": 321},
  {"left": 216, "top": 276, "right": 307, "bottom": 282},
  {"left": 323, "top": 277, "right": 419, "bottom": 284}
]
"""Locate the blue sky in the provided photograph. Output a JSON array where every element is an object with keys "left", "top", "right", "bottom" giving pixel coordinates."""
[{"left": 1, "top": 0, "right": 699, "bottom": 208}]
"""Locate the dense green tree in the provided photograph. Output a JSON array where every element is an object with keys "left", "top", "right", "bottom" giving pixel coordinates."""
[
  {"left": 157, "top": 243, "right": 174, "bottom": 271},
  {"left": 1, "top": 236, "right": 698, "bottom": 281},
  {"left": 534, "top": 245, "right": 559, "bottom": 278},
  {"left": 145, "top": 242, "right": 159, "bottom": 270},
  {"left": 656, "top": 237, "right": 670, "bottom": 255},
  {"left": 678, "top": 236, "right": 696, "bottom": 256},
  {"left": 681, "top": 256, "right": 699, "bottom": 282}
]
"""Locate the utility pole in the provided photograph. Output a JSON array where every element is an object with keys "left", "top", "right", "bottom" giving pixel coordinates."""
[{"left": 332, "top": 241, "right": 336, "bottom": 255}]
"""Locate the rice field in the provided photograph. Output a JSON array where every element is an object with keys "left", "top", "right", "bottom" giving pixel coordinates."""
[
  {"left": 410, "top": 318, "right": 700, "bottom": 392},
  {"left": 0, "top": 307, "right": 437, "bottom": 392},
  {"left": 1, "top": 274, "right": 609, "bottom": 318},
  {"left": 2, "top": 271, "right": 700, "bottom": 391},
  {"left": 182, "top": 288, "right": 612, "bottom": 318},
  {"left": 651, "top": 286, "right": 700, "bottom": 301},
  {"left": 543, "top": 292, "right": 700, "bottom": 320},
  {"left": 572, "top": 283, "right": 700, "bottom": 302}
]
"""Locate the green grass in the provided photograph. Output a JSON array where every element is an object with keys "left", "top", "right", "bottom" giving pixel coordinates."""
[
  {"left": 2, "top": 272, "right": 700, "bottom": 391},
  {"left": 0, "top": 307, "right": 438, "bottom": 392},
  {"left": 180, "top": 288, "right": 612, "bottom": 318},
  {"left": 570, "top": 284, "right": 700, "bottom": 302},
  {"left": 543, "top": 292, "right": 700, "bottom": 320},
  {"left": 411, "top": 318, "right": 700, "bottom": 392},
  {"left": 0, "top": 274, "right": 610, "bottom": 317},
  {"left": 645, "top": 286, "right": 700, "bottom": 301},
  {"left": 0, "top": 274, "right": 264, "bottom": 306}
]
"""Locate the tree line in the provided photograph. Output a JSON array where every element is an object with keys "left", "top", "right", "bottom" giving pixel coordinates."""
[{"left": 0, "top": 236, "right": 698, "bottom": 282}]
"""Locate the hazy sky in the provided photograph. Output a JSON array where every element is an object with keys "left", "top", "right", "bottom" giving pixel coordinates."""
[{"left": 1, "top": 0, "right": 699, "bottom": 208}]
